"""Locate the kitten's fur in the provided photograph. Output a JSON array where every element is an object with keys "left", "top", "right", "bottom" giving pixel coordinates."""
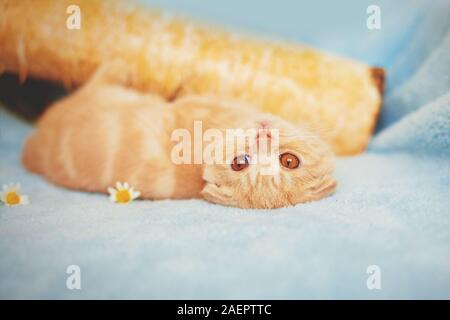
[{"left": 22, "top": 80, "right": 336, "bottom": 209}]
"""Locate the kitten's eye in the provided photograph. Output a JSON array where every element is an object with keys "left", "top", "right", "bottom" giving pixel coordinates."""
[
  {"left": 231, "top": 154, "right": 250, "bottom": 171},
  {"left": 279, "top": 153, "right": 300, "bottom": 169}
]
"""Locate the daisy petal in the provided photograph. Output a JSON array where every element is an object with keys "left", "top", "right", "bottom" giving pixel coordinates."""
[
  {"left": 132, "top": 191, "right": 141, "bottom": 200},
  {"left": 107, "top": 187, "right": 116, "bottom": 195},
  {"left": 124, "top": 182, "right": 129, "bottom": 189},
  {"left": 116, "top": 181, "right": 122, "bottom": 189},
  {"left": 20, "top": 195, "right": 29, "bottom": 205}
]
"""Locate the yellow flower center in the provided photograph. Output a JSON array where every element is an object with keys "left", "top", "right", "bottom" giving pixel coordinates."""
[
  {"left": 115, "top": 189, "right": 131, "bottom": 203},
  {"left": 6, "top": 191, "right": 20, "bottom": 205}
]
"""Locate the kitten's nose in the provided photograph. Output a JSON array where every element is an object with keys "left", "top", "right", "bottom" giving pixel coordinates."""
[
  {"left": 257, "top": 128, "right": 271, "bottom": 139},
  {"left": 257, "top": 121, "right": 272, "bottom": 139},
  {"left": 256, "top": 128, "right": 272, "bottom": 154},
  {"left": 256, "top": 128, "right": 271, "bottom": 138},
  {"left": 259, "top": 120, "right": 270, "bottom": 128}
]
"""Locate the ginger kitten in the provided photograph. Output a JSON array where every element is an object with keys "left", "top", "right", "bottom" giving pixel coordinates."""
[{"left": 22, "top": 81, "right": 336, "bottom": 209}]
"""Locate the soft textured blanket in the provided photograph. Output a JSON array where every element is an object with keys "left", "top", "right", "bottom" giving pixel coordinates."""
[{"left": 0, "top": 0, "right": 449, "bottom": 299}]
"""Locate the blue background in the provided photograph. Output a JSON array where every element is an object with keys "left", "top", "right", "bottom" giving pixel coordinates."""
[{"left": 0, "top": 0, "right": 449, "bottom": 299}]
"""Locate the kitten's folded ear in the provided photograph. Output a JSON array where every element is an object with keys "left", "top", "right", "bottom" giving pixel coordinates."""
[
  {"left": 201, "top": 183, "right": 237, "bottom": 207},
  {"left": 310, "top": 177, "right": 337, "bottom": 201}
]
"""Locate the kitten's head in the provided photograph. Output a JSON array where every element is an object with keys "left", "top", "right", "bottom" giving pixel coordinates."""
[{"left": 201, "top": 115, "right": 336, "bottom": 209}]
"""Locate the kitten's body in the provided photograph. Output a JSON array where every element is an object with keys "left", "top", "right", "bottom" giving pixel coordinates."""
[{"left": 23, "top": 81, "right": 336, "bottom": 208}]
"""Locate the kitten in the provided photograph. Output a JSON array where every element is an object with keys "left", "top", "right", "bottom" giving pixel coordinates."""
[{"left": 22, "top": 81, "right": 336, "bottom": 209}]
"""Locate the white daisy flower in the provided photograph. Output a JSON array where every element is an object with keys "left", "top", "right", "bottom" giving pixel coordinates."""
[
  {"left": 1, "top": 183, "right": 30, "bottom": 206},
  {"left": 107, "top": 181, "right": 140, "bottom": 204}
]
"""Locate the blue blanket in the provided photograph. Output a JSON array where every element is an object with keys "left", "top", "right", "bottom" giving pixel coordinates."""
[{"left": 0, "top": 0, "right": 449, "bottom": 299}]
